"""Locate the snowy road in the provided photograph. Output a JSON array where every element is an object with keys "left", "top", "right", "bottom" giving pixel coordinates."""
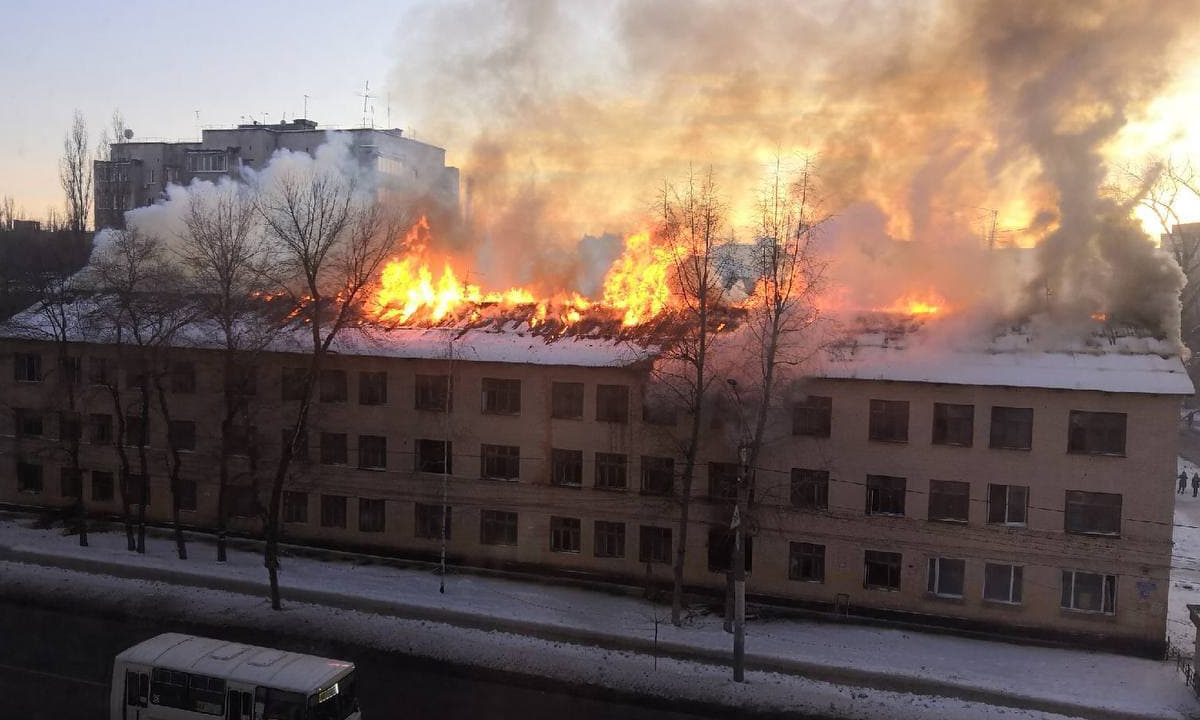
[{"left": 0, "top": 599, "right": 721, "bottom": 720}]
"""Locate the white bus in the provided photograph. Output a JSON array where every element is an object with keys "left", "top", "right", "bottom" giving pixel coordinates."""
[{"left": 110, "top": 633, "right": 360, "bottom": 720}]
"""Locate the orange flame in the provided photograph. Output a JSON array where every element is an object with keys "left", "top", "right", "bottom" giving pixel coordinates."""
[
  {"left": 600, "top": 229, "right": 678, "bottom": 326},
  {"left": 876, "top": 290, "right": 948, "bottom": 316}
]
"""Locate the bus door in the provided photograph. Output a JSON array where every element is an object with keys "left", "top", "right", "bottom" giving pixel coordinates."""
[
  {"left": 225, "top": 684, "right": 254, "bottom": 720},
  {"left": 123, "top": 668, "right": 149, "bottom": 720}
]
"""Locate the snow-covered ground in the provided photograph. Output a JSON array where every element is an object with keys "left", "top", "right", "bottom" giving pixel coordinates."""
[{"left": 0, "top": 515, "right": 1195, "bottom": 720}]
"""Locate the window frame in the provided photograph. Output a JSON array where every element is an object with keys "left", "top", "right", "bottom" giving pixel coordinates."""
[
  {"left": 865, "top": 474, "right": 906, "bottom": 516},
  {"left": 415, "top": 438, "right": 452, "bottom": 474},
  {"left": 638, "top": 525, "right": 672, "bottom": 564},
  {"left": 863, "top": 549, "right": 903, "bottom": 591},
  {"left": 927, "top": 479, "right": 970, "bottom": 523},
  {"left": 415, "top": 503, "right": 451, "bottom": 539},
  {"left": 14, "top": 352, "right": 42, "bottom": 382},
  {"left": 868, "top": 399, "right": 909, "bottom": 443},
  {"left": 480, "top": 443, "right": 521, "bottom": 481},
  {"left": 986, "top": 483, "right": 1028, "bottom": 526},
  {"left": 550, "top": 516, "right": 582, "bottom": 553},
  {"left": 983, "top": 562, "right": 1023, "bottom": 605},
  {"left": 594, "top": 520, "right": 625, "bottom": 558},
  {"left": 481, "top": 377, "right": 521, "bottom": 416},
  {"left": 415, "top": 374, "right": 452, "bottom": 411},
  {"left": 790, "top": 468, "right": 829, "bottom": 510},
  {"left": 788, "top": 541, "right": 826, "bottom": 583},
  {"left": 480, "top": 509, "right": 519, "bottom": 546},
  {"left": 551, "top": 382, "right": 584, "bottom": 419},
  {"left": 283, "top": 491, "right": 308, "bottom": 524},
  {"left": 932, "top": 402, "right": 974, "bottom": 447},
  {"left": 358, "top": 371, "right": 388, "bottom": 406},
  {"left": 926, "top": 557, "right": 966, "bottom": 599},
  {"left": 792, "top": 395, "right": 832, "bottom": 437},
  {"left": 595, "top": 384, "right": 630, "bottom": 423},
  {"left": 1060, "top": 569, "right": 1117, "bottom": 615},
  {"left": 594, "top": 452, "right": 628, "bottom": 491},
  {"left": 989, "top": 406, "right": 1033, "bottom": 450},
  {"left": 1067, "top": 410, "right": 1127, "bottom": 456},
  {"left": 357, "top": 434, "right": 387, "bottom": 470},
  {"left": 358, "top": 498, "right": 386, "bottom": 533},
  {"left": 320, "top": 494, "right": 348, "bottom": 529},
  {"left": 640, "top": 456, "right": 674, "bottom": 496},
  {"left": 550, "top": 448, "right": 583, "bottom": 488},
  {"left": 1064, "top": 490, "right": 1122, "bottom": 536}
]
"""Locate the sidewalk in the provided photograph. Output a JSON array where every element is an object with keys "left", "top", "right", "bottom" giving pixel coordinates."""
[{"left": 0, "top": 513, "right": 1194, "bottom": 720}]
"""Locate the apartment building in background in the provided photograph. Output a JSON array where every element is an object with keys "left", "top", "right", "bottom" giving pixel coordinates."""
[
  {"left": 93, "top": 119, "right": 460, "bottom": 230},
  {"left": 0, "top": 318, "right": 1189, "bottom": 656}
]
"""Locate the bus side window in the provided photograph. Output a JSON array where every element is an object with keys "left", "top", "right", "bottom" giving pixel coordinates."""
[{"left": 126, "top": 670, "right": 148, "bottom": 708}]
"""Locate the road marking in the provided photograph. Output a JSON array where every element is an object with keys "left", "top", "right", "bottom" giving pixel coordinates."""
[{"left": 0, "top": 662, "right": 107, "bottom": 688}]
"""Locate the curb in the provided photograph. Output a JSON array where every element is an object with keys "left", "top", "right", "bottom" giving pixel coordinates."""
[{"left": 0, "top": 543, "right": 1182, "bottom": 720}]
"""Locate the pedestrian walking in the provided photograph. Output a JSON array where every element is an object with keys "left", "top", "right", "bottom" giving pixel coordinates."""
[
  {"left": 1192, "top": 473, "right": 1199, "bottom": 498},
  {"left": 1180, "top": 471, "right": 1189, "bottom": 494}
]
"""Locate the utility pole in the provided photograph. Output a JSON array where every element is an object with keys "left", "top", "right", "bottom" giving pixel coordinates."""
[
  {"left": 303, "top": 94, "right": 310, "bottom": 119},
  {"left": 727, "top": 379, "right": 749, "bottom": 682}
]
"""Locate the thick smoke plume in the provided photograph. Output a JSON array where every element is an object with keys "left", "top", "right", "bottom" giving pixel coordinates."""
[{"left": 389, "top": 0, "right": 1200, "bottom": 346}]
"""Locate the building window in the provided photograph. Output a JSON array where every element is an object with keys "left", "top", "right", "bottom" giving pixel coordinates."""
[
  {"left": 1060, "top": 570, "right": 1117, "bottom": 614},
  {"left": 865, "top": 474, "right": 906, "bottom": 516},
  {"left": 983, "top": 563, "right": 1022, "bottom": 604},
  {"left": 1067, "top": 411, "right": 1127, "bottom": 456},
  {"left": 793, "top": 395, "right": 832, "bottom": 437},
  {"left": 707, "top": 527, "right": 753, "bottom": 573},
  {"left": 15, "top": 408, "right": 43, "bottom": 438},
  {"left": 928, "top": 480, "right": 969, "bottom": 522},
  {"left": 283, "top": 491, "right": 308, "bottom": 523},
  {"left": 170, "top": 362, "right": 196, "bottom": 394},
  {"left": 60, "top": 468, "right": 83, "bottom": 499},
  {"left": 319, "top": 369, "right": 347, "bottom": 403},
  {"left": 358, "top": 371, "right": 388, "bottom": 405},
  {"left": 92, "top": 470, "right": 114, "bottom": 502},
  {"left": 707, "top": 462, "right": 739, "bottom": 501},
  {"left": 638, "top": 525, "right": 672, "bottom": 564},
  {"left": 187, "top": 153, "right": 228, "bottom": 172},
  {"left": 480, "top": 509, "right": 518, "bottom": 546},
  {"left": 932, "top": 403, "right": 973, "bottom": 446},
  {"left": 482, "top": 378, "right": 521, "bottom": 415},
  {"left": 60, "top": 355, "right": 82, "bottom": 385},
  {"left": 594, "top": 520, "right": 625, "bottom": 558},
  {"left": 167, "top": 420, "right": 196, "bottom": 452},
  {"left": 987, "top": 484, "right": 1028, "bottom": 525},
  {"left": 990, "top": 406, "right": 1032, "bottom": 450},
  {"left": 415, "top": 503, "right": 451, "bottom": 539},
  {"left": 790, "top": 469, "right": 829, "bottom": 510},
  {"left": 927, "top": 557, "right": 966, "bottom": 598},
  {"left": 595, "top": 453, "right": 628, "bottom": 490},
  {"left": 789, "top": 542, "right": 825, "bottom": 582},
  {"left": 358, "top": 435, "right": 387, "bottom": 470},
  {"left": 415, "top": 374, "right": 451, "bottom": 411},
  {"left": 1064, "top": 491, "right": 1122, "bottom": 536},
  {"left": 14, "top": 352, "right": 41, "bottom": 382},
  {"left": 868, "top": 399, "right": 909, "bottom": 442},
  {"left": 59, "top": 412, "right": 82, "bottom": 442},
  {"left": 551, "top": 449, "right": 583, "bottom": 487},
  {"left": 358, "top": 498, "right": 386, "bottom": 533},
  {"left": 124, "top": 416, "right": 149, "bottom": 447},
  {"left": 596, "top": 384, "right": 630, "bottom": 423},
  {"left": 89, "top": 414, "right": 113, "bottom": 445},
  {"left": 550, "top": 516, "right": 581, "bottom": 553},
  {"left": 320, "top": 433, "right": 348, "bottom": 465},
  {"left": 176, "top": 479, "right": 197, "bottom": 512},
  {"left": 281, "top": 367, "right": 308, "bottom": 402},
  {"left": 640, "top": 456, "right": 674, "bottom": 495},
  {"left": 551, "top": 382, "right": 584, "bottom": 419},
  {"left": 320, "top": 495, "right": 347, "bottom": 528},
  {"left": 864, "top": 550, "right": 902, "bottom": 590},
  {"left": 88, "top": 357, "right": 112, "bottom": 386},
  {"left": 481, "top": 444, "right": 520, "bottom": 480},
  {"left": 416, "top": 439, "right": 452, "bottom": 474}
]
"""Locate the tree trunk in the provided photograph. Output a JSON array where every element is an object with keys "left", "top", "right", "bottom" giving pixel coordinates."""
[
  {"left": 153, "top": 375, "right": 187, "bottom": 560},
  {"left": 108, "top": 385, "right": 136, "bottom": 551},
  {"left": 135, "top": 382, "right": 151, "bottom": 554}
]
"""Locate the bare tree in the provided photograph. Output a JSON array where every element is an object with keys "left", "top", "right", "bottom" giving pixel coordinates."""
[
  {"left": 727, "top": 156, "right": 828, "bottom": 681},
  {"left": 60, "top": 110, "right": 92, "bottom": 233},
  {"left": 642, "top": 168, "right": 729, "bottom": 627},
  {"left": 257, "top": 165, "right": 403, "bottom": 609},
  {"left": 95, "top": 109, "right": 128, "bottom": 161},
  {"left": 1, "top": 195, "right": 15, "bottom": 230},
  {"left": 176, "top": 181, "right": 274, "bottom": 561}
]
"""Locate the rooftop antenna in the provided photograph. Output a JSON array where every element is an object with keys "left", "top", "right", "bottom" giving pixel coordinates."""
[
  {"left": 303, "top": 94, "right": 310, "bottom": 119},
  {"left": 387, "top": 92, "right": 391, "bottom": 128},
  {"left": 357, "top": 81, "right": 375, "bottom": 128},
  {"left": 194, "top": 109, "right": 200, "bottom": 138}
]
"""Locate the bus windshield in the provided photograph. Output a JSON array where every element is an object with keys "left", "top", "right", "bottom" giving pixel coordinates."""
[{"left": 308, "top": 672, "right": 357, "bottom": 720}]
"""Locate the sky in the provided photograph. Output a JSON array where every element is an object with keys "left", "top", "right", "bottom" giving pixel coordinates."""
[{"left": 0, "top": 0, "right": 418, "bottom": 217}]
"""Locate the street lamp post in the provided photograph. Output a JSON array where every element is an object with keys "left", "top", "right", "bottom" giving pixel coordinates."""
[{"left": 727, "top": 378, "right": 750, "bottom": 683}]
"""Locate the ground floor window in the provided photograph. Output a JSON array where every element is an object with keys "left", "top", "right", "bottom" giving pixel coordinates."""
[
  {"left": 550, "top": 516, "right": 581, "bottom": 553},
  {"left": 17, "top": 462, "right": 42, "bottom": 493},
  {"left": 481, "top": 509, "right": 518, "bottom": 546},
  {"left": 358, "top": 498, "right": 386, "bottom": 532},
  {"left": 321, "top": 495, "right": 347, "bottom": 528},
  {"left": 864, "top": 550, "right": 902, "bottom": 590},
  {"left": 706, "top": 527, "right": 753, "bottom": 573},
  {"left": 926, "top": 557, "right": 965, "bottom": 598},
  {"left": 788, "top": 542, "right": 825, "bottom": 583},
  {"left": 1061, "top": 569, "right": 1116, "bottom": 614},
  {"left": 639, "top": 525, "right": 672, "bottom": 564},
  {"left": 983, "top": 563, "right": 1023, "bottom": 604},
  {"left": 283, "top": 491, "right": 308, "bottom": 523},
  {"left": 594, "top": 520, "right": 625, "bottom": 558},
  {"left": 415, "top": 503, "right": 451, "bottom": 539}
]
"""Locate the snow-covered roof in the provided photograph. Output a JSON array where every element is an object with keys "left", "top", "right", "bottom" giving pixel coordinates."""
[{"left": 818, "top": 325, "right": 1195, "bottom": 395}]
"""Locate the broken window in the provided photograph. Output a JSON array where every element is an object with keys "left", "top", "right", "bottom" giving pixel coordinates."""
[
  {"left": 551, "top": 382, "right": 584, "bottom": 419},
  {"left": 1067, "top": 410, "right": 1126, "bottom": 456},
  {"left": 790, "top": 469, "right": 829, "bottom": 510},
  {"left": 481, "top": 444, "right": 520, "bottom": 480},
  {"left": 865, "top": 474, "right": 906, "bottom": 516},
  {"left": 551, "top": 448, "right": 583, "bottom": 487},
  {"left": 481, "top": 377, "right": 521, "bottom": 415},
  {"left": 863, "top": 550, "right": 902, "bottom": 590},
  {"left": 868, "top": 399, "right": 908, "bottom": 443},
  {"left": 550, "top": 516, "right": 581, "bottom": 553},
  {"left": 927, "top": 557, "right": 965, "bottom": 598},
  {"left": 1060, "top": 570, "right": 1116, "bottom": 614},
  {"left": 792, "top": 395, "right": 832, "bottom": 437},
  {"left": 416, "top": 439, "right": 452, "bottom": 474},
  {"left": 932, "top": 403, "right": 973, "bottom": 446},
  {"left": 987, "top": 484, "right": 1028, "bottom": 525},
  {"left": 928, "top": 479, "right": 969, "bottom": 522},
  {"left": 989, "top": 406, "right": 1033, "bottom": 450},
  {"left": 789, "top": 542, "right": 825, "bottom": 583},
  {"left": 1065, "top": 491, "right": 1122, "bottom": 536},
  {"left": 596, "top": 384, "right": 630, "bottom": 423}
]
